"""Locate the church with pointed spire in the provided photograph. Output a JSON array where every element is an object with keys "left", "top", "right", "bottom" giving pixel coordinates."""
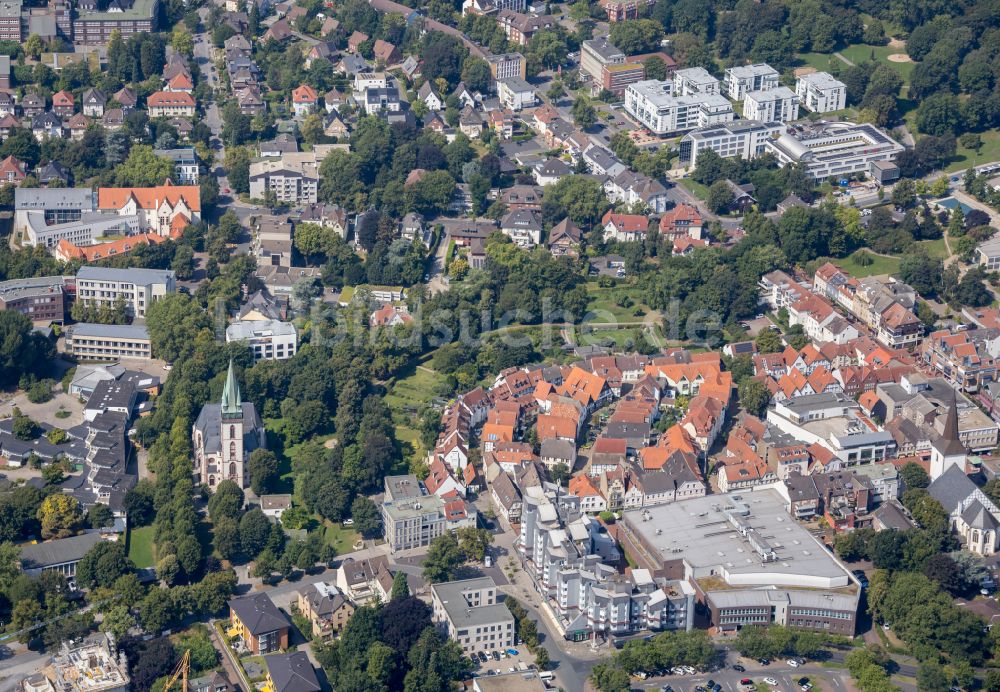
[{"left": 192, "top": 361, "right": 266, "bottom": 490}]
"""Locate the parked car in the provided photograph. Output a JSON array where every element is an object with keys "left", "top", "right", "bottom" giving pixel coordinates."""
[
  {"left": 764, "top": 678, "right": 778, "bottom": 686},
  {"left": 733, "top": 665, "right": 746, "bottom": 672},
  {"left": 787, "top": 659, "right": 800, "bottom": 668}
]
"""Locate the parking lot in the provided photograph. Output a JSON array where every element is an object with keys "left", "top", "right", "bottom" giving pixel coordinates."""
[
  {"left": 637, "top": 661, "right": 851, "bottom": 692},
  {"left": 468, "top": 646, "right": 538, "bottom": 678}
]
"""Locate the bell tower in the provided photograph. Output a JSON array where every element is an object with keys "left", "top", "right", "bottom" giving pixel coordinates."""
[{"left": 221, "top": 360, "right": 245, "bottom": 487}]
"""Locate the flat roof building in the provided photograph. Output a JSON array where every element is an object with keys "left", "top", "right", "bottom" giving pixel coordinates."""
[
  {"left": 679, "top": 120, "right": 786, "bottom": 167},
  {"left": 764, "top": 122, "right": 904, "bottom": 180},
  {"left": 723, "top": 63, "right": 779, "bottom": 100},
  {"left": 226, "top": 319, "right": 297, "bottom": 361},
  {"left": 66, "top": 323, "right": 152, "bottom": 361},
  {"left": 795, "top": 72, "right": 846, "bottom": 113},
  {"left": 625, "top": 80, "right": 734, "bottom": 136},
  {"left": 75, "top": 266, "right": 175, "bottom": 319},
  {"left": 743, "top": 86, "right": 799, "bottom": 124},
  {"left": 0, "top": 275, "right": 66, "bottom": 324},
  {"left": 672, "top": 67, "right": 719, "bottom": 96},
  {"left": 617, "top": 488, "right": 860, "bottom": 634},
  {"left": 431, "top": 576, "right": 515, "bottom": 654}
]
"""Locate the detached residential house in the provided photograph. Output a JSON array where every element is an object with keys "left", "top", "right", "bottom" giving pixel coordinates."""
[
  {"left": 21, "top": 92, "right": 45, "bottom": 117},
  {"left": 373, "top": 39, "right": 401, "bottom": 65},
  {"left": 228, "top": 593, "right": 291, "bottom": 655},
  {"left": 296, "top": 582, "right": 355, "bottom": 639},
  {"left": 32, "top": 112, "right": 62, "bottom": 141},
  {"left": 602, "top": 210, "right": 648, "bottom": 242},
  {"left": 52, "top": 90, "right": 74, "bottom": 117},
  {"left": 0, "top": 155, "right": 26, "bottom": 185},
  {"left": 292, "top": 85, "right": 319, "bottom": 117},
  {"left": 418, "top": 81, "right": 443, "bottom": 111},
  {"left": 583, "top": 144, "right": 626, "bottom": 177},
  {"left": 500, "top": 209, "right": 543, "bottom": 247},
  {"left": 547, "top": 217, "right": 582, "bottom": 257},
  {"left": 113, "top": 87, "right": 138, "bottom": 112},
  {"left": 81, "top": 88, "right": 106, "bottom": 117},
  {"left": 335, "top": 555, "right": 394, "bottom": 603}
]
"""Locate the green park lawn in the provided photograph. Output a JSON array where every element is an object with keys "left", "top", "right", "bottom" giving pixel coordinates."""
[
  {"left": 578, "top": 327, "right": 652, "bottom": 350},
  {"left": 384, "top": 365, "right": 451, "bottom": 466},
  {"left": 946, "top": 129, "right": 1000, "bottom": 172},
  {"left": 322, "top": 521, "right": 361, "bottom": 555},
  {"left": 821, "top": 250, "right": 900, "bottom": 278},
  {"left": 127, "top": 525, "right": 156, "bottom": 568},
  {"left": 585, "top": 283, "right": 654, "bottom": 324},
  {"left": 796, "top": 52, "right": 845, "bottom": 73},
  {"left": 839, "top": 43, "right": 915, "bottom": 83}
]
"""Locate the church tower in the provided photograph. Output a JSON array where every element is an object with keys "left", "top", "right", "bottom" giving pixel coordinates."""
[
  {"left": 930, "top": 391, "right": 966, "bottom": 481},
  {"left": 221, "top": 360, "right": 246, "bottom": 487}
]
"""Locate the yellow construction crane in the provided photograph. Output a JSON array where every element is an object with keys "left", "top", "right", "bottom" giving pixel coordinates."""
[{"left": 163, "top": 650, "right": 190, "bottom": 692}]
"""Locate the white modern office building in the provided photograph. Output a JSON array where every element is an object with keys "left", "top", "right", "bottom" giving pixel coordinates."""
[
  {"left": 723, "top": 63, "right": 779, "bottom": 100},
  {"left": 625, "top": 80, "right": 733, "bottom": 136},
  {"left": 679, "top": 120, "right": 786, "bottom": 167},
  {"left": 225, "top": 319, "right": 298, "bottom": 361},
  {"left": 764, "top": 122, "right": 905, "bottom": 179},
  {"left": 743, "top": 86, "right": 800, "bottom": 123},
  {"left": 796, "top": 72, "right": 847, "bottom": 113}
]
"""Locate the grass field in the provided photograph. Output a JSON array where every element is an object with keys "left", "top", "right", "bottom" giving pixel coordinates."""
[
  {"left": 946, "top": 129, "right": 1000, "bottom": 172},
  {"left": 322, "top": 521, "right": 361, "bottom": 555},
  {"left": 917, "top": 237, "right": 949, "bottom": 258},
  {"left": 678, "top": 178, "right": 709, "bottom": 201},
  {"left": 839, "top": 43, "right": 915, "bottom": 83},
  {"left": 384, "top": 365, "right": 451, "bottom": 468},
  {"left": 824, "top": 250, "right": 901, "bottom": 278},
  {"left": 579, "top": 327, "right": 641, "bottom": 349},
  {"left": 128, "top": 525, "right": 155, "bottom": 568},
  {"left": 585, "top": 283, "right": 654, "bottom": 324},
  {"left": 796, "top": 52, "right": 845, "bottom": 73}
]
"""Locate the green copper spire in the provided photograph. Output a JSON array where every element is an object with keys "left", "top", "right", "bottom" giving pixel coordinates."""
[{"left": 221, "top": 359, "right": 243, "bottom": 418}]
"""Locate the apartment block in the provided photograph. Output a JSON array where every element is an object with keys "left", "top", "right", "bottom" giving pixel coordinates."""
[
  {"left": 226, "top": 319, "right": 297, "bottom": 361},
  {"left": 743, "top": 87, "right": 799, "bottom": 123},
  {"left": 679, "top": 120, "right": 786, "bottom": 167},
  {"left": 249, "top": 153, "right": 320, "bottom": 204},
  {"left": 66, "top": 323, "right": 152, "bottom": 361},
  {"left": 723, "top": 63, "right": 779, "bottom": 100},
  {"left": 796, "top": 72, "right": 847, "bottom": 113},
  {"left": 496, "top": 77, "right": 536, "bottom": 111},
  {"left": 625, "top": 80, "right": 733, "bottom": 136},
  {"left": 75, "top": 266, "right": 175, "bottom": 318},
  {"left": 431, "top": 577, "right": 515, "bottom": 655},
  {"left": 672, "top": 67, "right": 719, "bottom": 96}
]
